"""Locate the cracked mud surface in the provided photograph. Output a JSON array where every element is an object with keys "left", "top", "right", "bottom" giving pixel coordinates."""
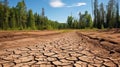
[{"left": 0, "top": 31, "right": 120, "bottom": 67}]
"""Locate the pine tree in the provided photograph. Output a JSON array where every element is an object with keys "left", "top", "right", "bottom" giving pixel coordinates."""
[
  {"left": 28, "top": 9, "right": 36, "bottom": 30},
  {"left": 67, "top": 16, "right": 73, "bottom": 28},
  {"left": 21, "top": 0, "right": 27, "bottom": 29},
  {"left": 16, "top": 0, "right": 27, "bottom": 30},
  {"left": 0, "top": 3, "right": 4, "bottom": 29},
  {"left": 87, "top": 14, "right": 93, "bottom": 28},
  {"left": 34, "top": 13, "right": 40, "bottom": 29},
  {"left": 93, "top": 0, "right": 98, "bottom": 28},
  {"left": 73, "top": 19, "right": 78, "bottom": 29},
  {"left": 78, "top": 12, "right": 82, "bottom": 29},
  {"left": 9, "top": 7, "right": 16, "bottom": 29},
  {"left": 116, "top": 0, "right": 119, "bottom": 28},
  {"left": 42, "top": 8, "right": 45, "bottom": 17},
  {"left": 99, "top": 3, "right": 105, "bottom": 29},
  {"left": 3, "top": 0, "right": 9, "bottom": 30},
  {"left": 107, "top": 0, "right": 116, "bottom": 28}
]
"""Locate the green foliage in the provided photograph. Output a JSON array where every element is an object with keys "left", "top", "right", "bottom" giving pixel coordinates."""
[
  {"left": 67, "top": 16, "right": 73, "bottom": 28},
  {"left": 66, "top": 11, "right": 93, "bottom": 29},
  {"left": 9, "top": 8, "right": 16, "bottom": 29},
  {"left": 0, "top": 0, "right": 119, "bottom": 30},
  {"left": 27, "top": 9, "right": 36, "bottom": 30},
  {"left": 0, "top": 3, "right": 4, "bottom": 29},
  {"left": 99, "top": 3, "right": 105, "bottom": 29},
  {"left": 78, "top": 11, "right": 93, "bottom": 29},
  {"left": 92, "top": 0, "right": 120, "bottom": 29},
  {"left": 16, "top": 0, "right": 27, "bottom": 29},
  {"left": 0, "top": 0, "right": 66, "bottom": 30},
  {"left": 93, "top": 0, "right": 98, "bottom": 28}
]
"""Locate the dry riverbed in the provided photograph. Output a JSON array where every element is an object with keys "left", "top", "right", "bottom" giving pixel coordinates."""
[{"left": 0, "top": 30, "right": 120, "bottom": 67}]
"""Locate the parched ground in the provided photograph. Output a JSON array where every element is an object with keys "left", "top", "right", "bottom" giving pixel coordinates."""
[
  {"left": 0, "top": 30, "right": 62, "bottom": 50},
  {"left": 0, "top": 30, "right": 120, "bottom": 67}
]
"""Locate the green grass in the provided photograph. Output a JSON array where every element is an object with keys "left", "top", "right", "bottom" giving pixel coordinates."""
[
  {"left": 76, "top": 28, "right": 109, "bottom": 32},
  {"left": 59, "top": 29, "right": 73, "bottom": 33}
]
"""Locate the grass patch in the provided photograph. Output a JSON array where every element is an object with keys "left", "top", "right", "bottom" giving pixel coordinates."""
[
  {"left": 77, "top": 28, "right": 108, "bottom": 32},
  {"left": 59, "top": 29, "right": 73, "bottom": 33}
]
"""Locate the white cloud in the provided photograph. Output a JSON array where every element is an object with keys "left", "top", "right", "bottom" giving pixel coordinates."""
[
  {"left": 49, "top": 0, "right": 86, "bottom": 8},
  {"left": 76, "top": 3, "right": 86, "bottom": 6},
  {"left": 66, "top": 2, "right": 86, "bottom": 7},
  {"left": 50, "top": 0, "right": 65, "bottom": 8}
]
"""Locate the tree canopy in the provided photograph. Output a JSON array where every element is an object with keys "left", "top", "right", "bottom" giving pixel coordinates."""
[{"left": 0, "top": 0, "right": 119, "bottom": 30}]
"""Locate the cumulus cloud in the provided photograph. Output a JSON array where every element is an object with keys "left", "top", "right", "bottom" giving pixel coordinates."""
[
  {"left": 49, "top": 0, "right": 86, "bottom": 8},
  {"left": 50, "top": 0, "right": 65, "bottom": 8}
]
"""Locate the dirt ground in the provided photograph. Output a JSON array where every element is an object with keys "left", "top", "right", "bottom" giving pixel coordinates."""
[
  {"left": 0, "top": 29, "right": 120, "bottom": 67},
  {"left": 0, "top": 30, "right": 62, "bottom": 42},
  {"left": 78, "top": 29, "right": 120, "bottom": 53},
  {"left": 0, "top": 30, "right": 63, "bottom": 50}
]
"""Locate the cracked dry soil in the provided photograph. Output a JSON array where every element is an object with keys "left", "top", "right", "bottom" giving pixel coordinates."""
[{"left": 0, "top": 32, "right": 120, "bottom": 67}]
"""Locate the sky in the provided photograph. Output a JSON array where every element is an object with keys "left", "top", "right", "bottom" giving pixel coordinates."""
[{"left": 8, "top": 0, "right": 120, "bottom": 23}]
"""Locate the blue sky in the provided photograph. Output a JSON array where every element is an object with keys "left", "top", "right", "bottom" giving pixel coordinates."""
[{"left": 8, "top": 0, "right": 120, "bottom": 23}]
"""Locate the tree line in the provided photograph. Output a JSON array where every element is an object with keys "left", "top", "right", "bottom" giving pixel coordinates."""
[
  {"left": 66, "top": 0, "right": 120, "bottom": 29},
  {"left": 93, "top": 0, "right": 120, "bottom": 29},
  {"left": 0, "top": 0, "right": 66, "bottom": 30},
  {"left": 67, "top": 11, "right": 93, "bottom": 29},
  {"left": 0, "top": 0, "right": 120, "bottom": 30}
]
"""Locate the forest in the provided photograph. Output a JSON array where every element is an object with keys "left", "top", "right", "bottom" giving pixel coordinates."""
[{"left": 0, "top": 0, "right": 120, "bottom": 30}]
